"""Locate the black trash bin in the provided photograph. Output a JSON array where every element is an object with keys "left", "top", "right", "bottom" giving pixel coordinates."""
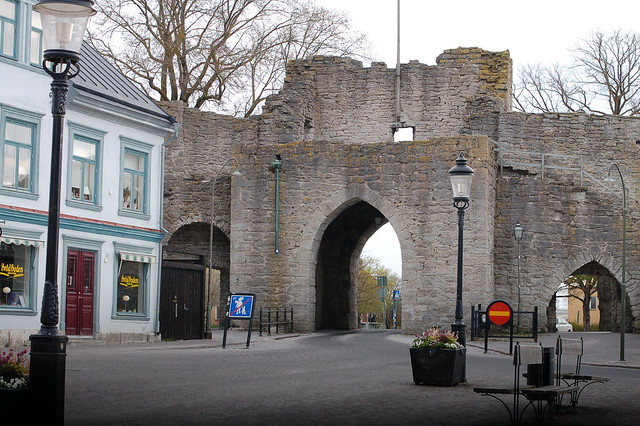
[{"left": 527, "top": 347, "right": 555, "bottom": 387}]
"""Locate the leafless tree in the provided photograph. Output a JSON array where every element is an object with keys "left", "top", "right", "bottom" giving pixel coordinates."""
[
  {"left": 88, "top": 0, "right": 369, "bottom": 115},
  {"left": 514, "top": 30, "right": 640, "bottom": 116}
]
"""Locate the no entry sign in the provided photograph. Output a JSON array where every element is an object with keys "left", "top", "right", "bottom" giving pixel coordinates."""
[{"left": 486, "top": 300, "right": 513, "bottom": 326}]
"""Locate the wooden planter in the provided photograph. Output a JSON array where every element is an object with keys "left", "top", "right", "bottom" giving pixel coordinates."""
[{"left": 409, "top": 347, "right": 466, "bottom": 386}]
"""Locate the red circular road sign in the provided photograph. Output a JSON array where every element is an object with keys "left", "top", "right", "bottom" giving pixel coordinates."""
[{"left": 486, "top": 300, "right": 513, "bottom": 326}]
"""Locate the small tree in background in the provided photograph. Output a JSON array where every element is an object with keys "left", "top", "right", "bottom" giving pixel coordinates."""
[
  {"left": 563, "top": 274, "right": 598, "bottom": 331},
  {"left": 357, "top": 255, "right": 400, "bottom": 328}
]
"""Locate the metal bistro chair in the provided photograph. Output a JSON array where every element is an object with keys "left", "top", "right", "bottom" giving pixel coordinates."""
[
  {"left": 555, "top": 336, "right": 609, "bottom": 407},
  {"left": 474, "top": 343, "right": 542, "bottom": 425}
]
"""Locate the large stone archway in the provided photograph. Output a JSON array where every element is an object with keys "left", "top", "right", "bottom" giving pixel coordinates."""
[{"left": 314, "top": 200, "right": 384, "bottom": 330}]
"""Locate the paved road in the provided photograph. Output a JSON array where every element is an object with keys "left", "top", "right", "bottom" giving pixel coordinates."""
[{"left": 64, "top": 330, "right": 640, "bottom": 425}]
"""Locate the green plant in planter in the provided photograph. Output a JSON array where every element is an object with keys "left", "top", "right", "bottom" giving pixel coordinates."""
[
  {"left": 411, "top": 326, "right": 463, "bottom": 350},
  {"left": 0, "top": 348, "right": 29, "bottom": 389}
]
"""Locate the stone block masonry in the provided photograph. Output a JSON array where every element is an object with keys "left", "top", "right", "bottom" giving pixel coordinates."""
[{"left": 162, "top": 47, "right": 639, "bottom": 335}]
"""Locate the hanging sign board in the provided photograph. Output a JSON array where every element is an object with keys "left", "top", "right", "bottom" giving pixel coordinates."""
[{"left": 222, "top": 293, "right": 256, "bottom": 348}]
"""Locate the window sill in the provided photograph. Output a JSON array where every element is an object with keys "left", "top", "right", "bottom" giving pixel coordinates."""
[
  {"left": 118, "top": 209, "right": 151, "bottom": 221},
  {"left": 0, "top": 307, "right": 37, "bottom": 316},
  {"left": 66, "top": 199, "right": 103, "bottom": 212},
  {"left": 112, "top": 313, "right": 150, "bottom": 321},
  {"left": 0, "top": 187, "right": 38, "bottom": 200}
]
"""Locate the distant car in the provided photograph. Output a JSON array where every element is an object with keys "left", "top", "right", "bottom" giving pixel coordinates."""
[{"left": 555, "top": 317, "right": 573, "bottom": 332}]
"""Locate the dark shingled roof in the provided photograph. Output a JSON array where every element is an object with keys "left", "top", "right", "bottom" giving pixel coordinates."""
[{"left": 72, "top": 41, "right": 174, "bottom": 123}]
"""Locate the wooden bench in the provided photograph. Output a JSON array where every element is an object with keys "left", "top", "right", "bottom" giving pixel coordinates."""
[
  {"left": 555, "top": 336, "right": 609, "bottom": 407},
  {"left": 473, "top": 343, "right": 543, "bottom": 425}
]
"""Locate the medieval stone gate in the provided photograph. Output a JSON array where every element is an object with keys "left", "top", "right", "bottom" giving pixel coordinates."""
[{"left": 161, "top": 48, "right": 639, "bottom": 335}]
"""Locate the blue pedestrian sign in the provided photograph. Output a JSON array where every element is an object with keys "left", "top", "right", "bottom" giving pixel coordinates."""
[
  {"left": 229, "top": 294, "right": 255, "bottom": 319},
  {"left": 222, "top": 293, "right": 256, "bottom": 349}
]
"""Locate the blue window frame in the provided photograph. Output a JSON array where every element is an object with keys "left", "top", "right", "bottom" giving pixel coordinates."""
[
  {"left": 71, "top": 135, "right": 98, "bottom": 202},
  {"left": 2, "top": 118, "right": 34, "bottom": 191},
  {"left": 0, "top": 105, "right": 42, "bottom": 198},
  {"left": 119, "top": 138, "right": 152, "bottom": 218},
  {"left": 29, "top": 8, "right": 41, "bottom": 66},
  {"left": 0, "top": 0, "right": 17, "bottom": 59},
  {"left": 66, "top": 123, "right": 105, "bottom": 210}
]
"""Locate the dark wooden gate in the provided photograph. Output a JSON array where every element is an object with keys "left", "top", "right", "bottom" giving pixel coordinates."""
[{"left": 160, "top": 262, "right": 204, "bottom": 340}]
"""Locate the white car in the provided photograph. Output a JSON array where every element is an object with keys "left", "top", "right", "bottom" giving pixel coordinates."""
[{"left": 555, "top": 317, "right": 573, "bottom": 332}]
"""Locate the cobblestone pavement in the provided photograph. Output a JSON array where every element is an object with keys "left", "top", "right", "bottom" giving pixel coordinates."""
[{"left": 64, "top": 330, "right": 640, "bottom": 425}]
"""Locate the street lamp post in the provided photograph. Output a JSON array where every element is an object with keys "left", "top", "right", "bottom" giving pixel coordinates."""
[
  {"left": 605, "top": 163, "right": 627, "bottom": 362},
  {"left": 206, "top": 158, "right": 240, "bottom": 338},
  {"left": 29, "top": 1, "right": 95, "bottom": 423},
  {"left": 513, "top": 222, "right": 524, "bottom": 331},
  {"left": 448, "top": 153, "right": 474, "bottom": 348}
]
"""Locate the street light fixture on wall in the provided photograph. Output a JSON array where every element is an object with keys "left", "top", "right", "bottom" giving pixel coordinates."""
[
  {"left": 29, "top": 1, "right": 95, "bottom": 423},
  {"left": 206, "top": 158, "right": 241, "bottom": 338},
  {"left": 448, "top": 152, "right": 474, "bottom": 348},
  {"left": 604, "top": 163, "right": 627, "bottom": 362},
  {"left": 513, "top": 222, "right": 524, "bottom": 331}
]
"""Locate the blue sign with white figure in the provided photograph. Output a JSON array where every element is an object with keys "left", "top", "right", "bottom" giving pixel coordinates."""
[
  {"left": 222, "top": 293, "right": 256, "bottom": 348},
  {"left": 228, "top": 294, "right": 255, "bottom": 319}
]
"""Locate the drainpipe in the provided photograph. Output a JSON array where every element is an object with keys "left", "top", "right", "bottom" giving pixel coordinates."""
[{"left": 271, "top": 155, "right": 283, "bottom": 254}]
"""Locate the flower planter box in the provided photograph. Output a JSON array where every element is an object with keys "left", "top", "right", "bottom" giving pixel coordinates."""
[
  {"left": 409, "top": 347, "right": 466, "bottom": 386},
  {"left": 0, "top": 387, "right": 29, "bottom": 421}
]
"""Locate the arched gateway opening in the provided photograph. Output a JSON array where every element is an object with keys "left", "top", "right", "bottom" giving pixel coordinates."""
[
  {"left": 550, "top": 260, "right": 632, "bottom": 332},
  {"left": 161, "top": 223, "right": 231, "bottom": 339},
  {"left": 315, "top": 200, "right": 390, "bottom": 330}
]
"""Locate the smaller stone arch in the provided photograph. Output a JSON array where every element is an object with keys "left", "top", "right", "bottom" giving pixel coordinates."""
[{"left": 550, "top": 255, "right": 631, "bottom": 332}]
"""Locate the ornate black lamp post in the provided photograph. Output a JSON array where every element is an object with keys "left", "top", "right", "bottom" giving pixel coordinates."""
[
  {"left": 29, "top": 1, "right": 95, "bottom": 424},
  {"left": 513, "top": 222, "right": 524, "bottom": 331},
  {"left": 448, "top": 153, "right": 474, "bottom": 347}
]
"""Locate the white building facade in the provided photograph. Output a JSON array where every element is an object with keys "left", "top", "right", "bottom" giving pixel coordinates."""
[{"left": 0, "top": 0, "right": 176, "bottom": 345}]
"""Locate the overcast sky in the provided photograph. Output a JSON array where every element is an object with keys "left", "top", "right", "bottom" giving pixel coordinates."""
[{"left": 317, "top": 0, "right": 639, "bottom": 278}]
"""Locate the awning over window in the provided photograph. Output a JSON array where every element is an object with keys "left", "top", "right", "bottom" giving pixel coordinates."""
[
  {"left": 118, "top": 252, "right": 157, "bottom": 264},
  {"left": 1, "top": 237, "right": 44, "bottom": 247}
]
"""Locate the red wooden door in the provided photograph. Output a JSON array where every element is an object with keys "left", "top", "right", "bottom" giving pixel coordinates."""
[{"left": 65, "top": 250, "right": 95, "bottom": 335}]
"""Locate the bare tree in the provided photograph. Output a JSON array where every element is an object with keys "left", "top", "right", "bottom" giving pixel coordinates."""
[
  {"left": 563, "top": 274, "right": 598, "bottom": 332},
  {"left": 514, "top": 30, "right": 640, "bottom": 116},
  {"left": 88, "top": 0, "right": 369, "bottom": 115}
]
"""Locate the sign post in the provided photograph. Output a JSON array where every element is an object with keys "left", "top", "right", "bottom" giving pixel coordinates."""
[
  {"left": 484, "top": 299, "right": 514, "bottom": 354},
  {"left": 222, "top": 293, "right": 255, "bottom": 348}
]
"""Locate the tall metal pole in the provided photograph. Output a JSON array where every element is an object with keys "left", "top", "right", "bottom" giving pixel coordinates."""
[
  {"left": 271, "top": 155, "right": 282, "bottom": 254},
  {"left": 517, "top": 236, "right": 521, "bottom": 331},
  {"left": 207, "top": 158, "right": 239, "bottom": 337},
  {"left": 514, "top": 222, "right": 523, "bottom": 332},
  {"left": 606, "top": 163, "right": 626, "bottom": 361},
  {"left": 29, "top": 56, "right": 77, "bottom": 426},
  {"left": 452, "top": 203, "right": 468, "bottom": 347}
]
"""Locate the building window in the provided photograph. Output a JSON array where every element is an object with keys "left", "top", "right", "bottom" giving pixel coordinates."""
[
  {"left": 0, "top": 0, "right": 17, "bottom": 59},
  {"left": 590, "top": 296, "right": 597, "bottom": 310},
  {"left": 2, "top": 117, "right": 34, "bottom": 191},
  {"left": 29, "top": 8, "right": 41, "bottom": 66},
  {"left": 70, "top": 135, "right": 98, "bottom": 203},
  {"left": 121, "top": 148, "right": 147, "bottom": 213},
  {"left": 116, "top": 259, "right": 146, "bottom": 315},
  {"left": 0, "top": 241, "right": 32, "bottom": 310}
]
